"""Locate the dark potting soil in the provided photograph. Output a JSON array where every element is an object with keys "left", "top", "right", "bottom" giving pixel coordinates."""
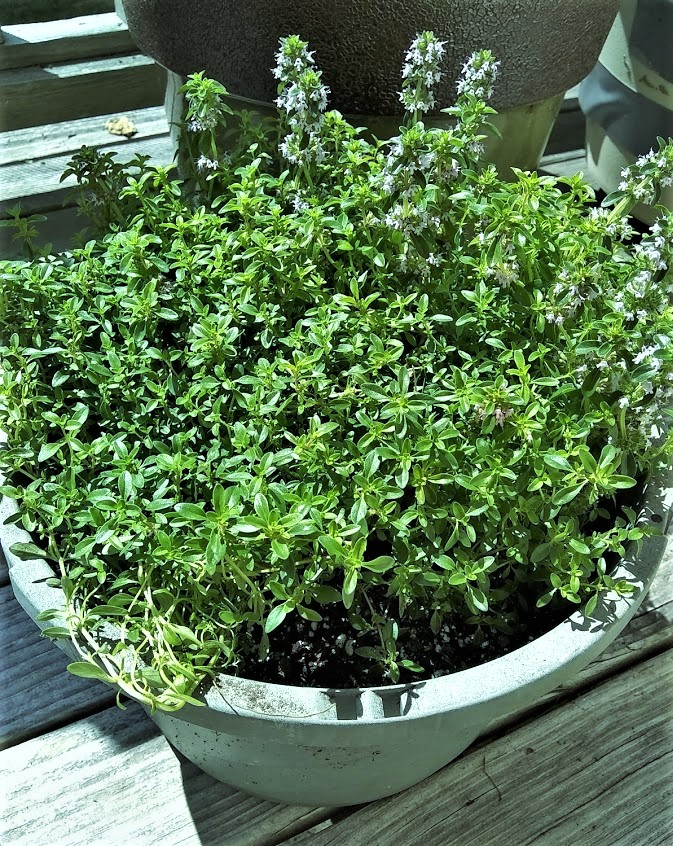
[
  {"left": 236, "top": 593, "right": 570, "bottom": 688},
  {"left": 234, "top": 480, "right": 642, "bottom": 689}
]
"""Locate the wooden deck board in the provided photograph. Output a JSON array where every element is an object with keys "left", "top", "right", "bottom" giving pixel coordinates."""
[
  {"left": 0, "top": 541, "right": 8, "bottom": 586},
  {"left": 0, "top": 53, "right": 165, "bottom": 131},
  {"left": 540, "top": 149, "right": 594, "bottom": 184},
  {"left": 0, "top": 13, "right": 134, "bottom": 71},
  {"left": 0, "top": 584, "right": 115, "bottom": 749},
  {"left": 297, "top": 649, "right": 673, "bottom": 846},
  {"left": 0, "top": 702, "right": 332, "bottom": 846},
  {"left": 0, "top": 132, "right": 175, "bottom": 219},
  {"left": 0, "top": 104, "right": 168, "bottom": 165}
]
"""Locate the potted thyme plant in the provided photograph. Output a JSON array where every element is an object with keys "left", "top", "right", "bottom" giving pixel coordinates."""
[{"left": 2, "top": 33, "right": 672, "bottom": 806}]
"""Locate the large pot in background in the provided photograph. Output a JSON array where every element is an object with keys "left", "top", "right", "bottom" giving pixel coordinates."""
[
  {"left": 580, "top": 0, "right": 673, "bottom": 223},
  {"left": 117, "top": 0, "right": 619, "bottom": 170},
  {"left": 4, "top": 464, "right": 672, "bottom": 806}
]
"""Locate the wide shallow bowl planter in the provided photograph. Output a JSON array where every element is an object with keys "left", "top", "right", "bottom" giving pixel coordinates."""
[
  {"left": 118, "top": 0, "right": 619, "bottom": 170},
  {"left": 4, "top": 463, "right": 672, "bottom": 807}
]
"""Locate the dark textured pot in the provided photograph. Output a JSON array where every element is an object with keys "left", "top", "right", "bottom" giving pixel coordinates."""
[{"left": 119, "top": 0, "right": 618, "bottom": 114}]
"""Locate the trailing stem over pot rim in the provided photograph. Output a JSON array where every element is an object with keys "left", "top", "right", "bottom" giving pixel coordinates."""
[{"left": 1, "top": 34, "right": 673, "bottom": 712}]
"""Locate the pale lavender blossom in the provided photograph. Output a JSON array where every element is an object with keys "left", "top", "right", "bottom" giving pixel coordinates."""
[
  {"left": 196, "top": 155, "right": 219, "bottom": 172},
  {"left": 384, "top": 202, "right": 441, "bottom": 237},
  {"left": 633, "top": 345, "right": 662, "bottom": 371},
  {"left": 274, "top": 35, "right": 331, "bottom": 168},
  {"left": 398, "top": 32, "right": 446, "bottom": 114},
  {"left": 485, "top": 259, "right": 519, "bottom": 288},
  {"left": 291, "top": 194, "right": 310, "bottom": 212},
  {"left": 456, "top": 51, "right": 500, "bottom": 101},
  {"left": 494, "top": 407, "right": 513, "bottom": 427},
  {"left": 187, "top": 112, "right": 218, "bottom": 133},
  {"left": 273, "top": 37, "right": 315, "bottom": 80},
  {"left": 616, "top": 143, "right": 673, "bottom": 202}
]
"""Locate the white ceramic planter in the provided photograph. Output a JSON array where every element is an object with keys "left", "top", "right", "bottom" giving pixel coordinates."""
[
  {"left": 580, "top": 0, "right": 673, "bottom": 223},
  {"left": 4, "top": 463, "right": 672, "bottom": 806}
]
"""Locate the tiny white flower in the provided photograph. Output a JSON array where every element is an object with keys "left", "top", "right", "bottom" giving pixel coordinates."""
[{"left": 196, "top": 155, "right": 218, "bottom": 172}]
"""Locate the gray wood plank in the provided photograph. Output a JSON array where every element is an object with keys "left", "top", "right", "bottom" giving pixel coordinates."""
[
  {"left": 299, "top": 649, "right": 673, "bottom": 846},
  {"left": 0, "top": 132, "right": 175, "bottom": 218},
  {"left": 0, "top": 543, "right": 7, "bottom": 586},
  {"left": 0, "top": 53, "right": 166, "bottom": 131},
  {"left": 0, "top": 701, "right": 332, "bottom": 846},
  {"left": 0, "top": 2, "right": 113, "bottom": 27},
  {"left": 540, "top": 149, "right": 596, "bottom": 184},
  {"left": 0, "top": 104, "right": 168, "bottom": 165},
  {"left": 0, "top": 13, "right": 135, "bottom": 71},
  {"left": 0, "top": 584, "right": 115, "bottom": 749}
]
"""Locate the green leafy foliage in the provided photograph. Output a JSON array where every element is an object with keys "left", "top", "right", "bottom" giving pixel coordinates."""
[{"left": 0, "top": 36, "right": 672, "bottom": 710}]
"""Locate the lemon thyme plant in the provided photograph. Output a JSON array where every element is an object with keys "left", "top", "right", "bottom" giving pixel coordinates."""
[{"left": 1, "top": 34, "right": 672, "bottom": 710}]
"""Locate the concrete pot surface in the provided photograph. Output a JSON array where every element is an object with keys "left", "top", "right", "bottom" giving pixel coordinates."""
[
  {"left": 4, "top": 462, "right": 672, "bottom": 805},
  {"left": 119, "top": 0, "right": 618, "bottom": 114}
]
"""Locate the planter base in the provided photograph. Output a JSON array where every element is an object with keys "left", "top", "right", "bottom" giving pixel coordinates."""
[{"left": 152, "top": 707, "right": 481, "bottom": 806}]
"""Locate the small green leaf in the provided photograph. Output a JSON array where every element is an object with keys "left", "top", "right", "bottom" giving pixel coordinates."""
[
  {"left": 9, "top": 541, "right": 50, "bottom": 561},
  {"left": 312, "top": 585, "right": 342, "bottom": 604},
  {"left": 552, "top": 483, "right": 585, "bottom": 506},
  {"left": 318, "top": 535, "right": 344, "bottom": 557},
  {"left": 342, "top": 569, "right": 358, "bottom": 608},
  {"left": 67, "top": 662, "right": 112, "bottom": 682},
  {"left": 41, "top": 626, "right": 70, "bottom": 638},
  {"left": 531, "top": 542, "right": 552, "bottom": 563},
  {"left": 38, "top": 441, "right": 62, "bottom": 462},
  {"left": 264, "top": 604, "right": 289, "bottom": 633},
  {"left": 569, "top": 538, "right": 591, "bottom": 555},
  {"left": 174, "top": 503, "right": 207, "bottom": 521},
  {"left": 543, "top": 453, "right": 571, "bottom": 472},
  {"left": 271, "top": 539, "right": 290, "bottom": 559},
  {"left": 354, "top": 646, "right": 380, "bottom": 660},
  {"left": 297, "top": 604, "right": 322, "bottom": 622},
  {"left": 536, "top": 590, "right": 555, "bottom": 608},
  {"left": 467, "top": 585, "right": 489, "bottom": 612},
  {"left": 608, "top": 475, "right": 636, "bottom": 490},
  {"left": 362, "top": 556, "right": 395, "bottom": 573},
  {"left": 206, "top": 533, "right": 225, "bottom": 570}
]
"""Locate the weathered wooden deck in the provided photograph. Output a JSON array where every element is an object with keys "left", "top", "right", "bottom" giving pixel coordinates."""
[{"left": 1, "top": 12, "right": 673, "bottom": 844}]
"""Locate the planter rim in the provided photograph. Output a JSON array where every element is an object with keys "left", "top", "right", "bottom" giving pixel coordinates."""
[{"left": 4, "top": 460, "right": 672, "bottom": 727}]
